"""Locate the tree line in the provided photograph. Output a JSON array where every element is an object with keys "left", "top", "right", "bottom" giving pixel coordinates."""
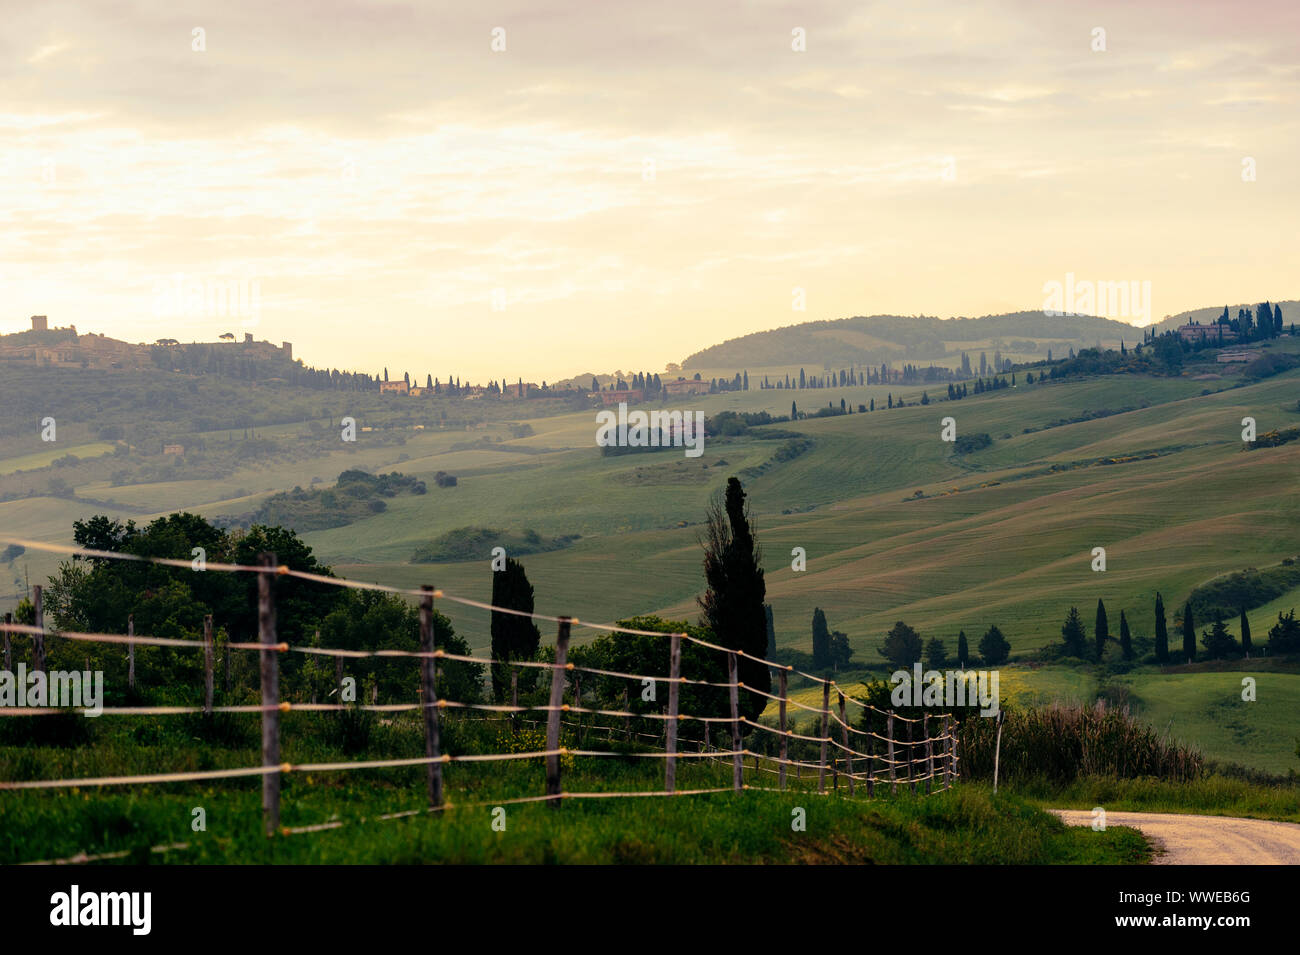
[{"left": 1053, "top": 594, "right": 1300, "bottom": 663}]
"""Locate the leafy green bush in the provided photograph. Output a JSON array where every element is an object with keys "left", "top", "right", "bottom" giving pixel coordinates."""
[
  {"left": 411, "top": 527, "right": 578, "bottom": 563},
  {"left": 952, "top": 433, "right": 992, "bottom": 454}
]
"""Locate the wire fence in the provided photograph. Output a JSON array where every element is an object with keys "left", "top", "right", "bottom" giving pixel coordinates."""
[{"left": 0, "top": 537, "right": 962, "bottom": 862}]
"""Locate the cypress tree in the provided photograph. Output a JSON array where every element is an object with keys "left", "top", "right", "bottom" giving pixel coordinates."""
[
  {"left": 1182, "top": 602, "right": 1196, "bottom": 662},
  {"left": 1240, "top": 607, "right": 1252, "bottom": 656},
  {"left": 698, "top": 477, "right": 770, "bottom": 717},
  {"left": 1119, "top": 610, "right": 1133, "bottom": 661},
  {"left": 811, "top": 608, "right": 830, "bottom": 668},
  {"left": 956, "top": 630, "right": 969, "bottom": 668},
  {"left": 1094, "top": 599, "right": 1109, "bottom": 660},
  {"left": 489, "top": 558, "right": 542, "bottom": 701},
  {"left": 1154, "top": 592, "right": 1169, "bottom": 662}
]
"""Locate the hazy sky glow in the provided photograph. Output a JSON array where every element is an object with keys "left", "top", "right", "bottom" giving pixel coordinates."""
[{"left": 3, "top": 0, "right": 1297, "bottom": 381}]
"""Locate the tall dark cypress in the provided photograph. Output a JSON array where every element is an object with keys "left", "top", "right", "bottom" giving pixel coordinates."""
[
  {"left": 1095, "top": 599, "right": 1110, "bottom": 660},
  {"left": 1182, "top": 602, "right": 1196, "bottom": 663},
  {"left": 489, "top": 558, "right": 542, "bottom": 701},
  {"left": 1119, "top": 610, "right": 1133, "bottom": 661},
  {"left": 698, "top": 477, "right": 770, "bottom": 718},
  {"left": 957, "top": 630, "right": 969, "bottom": 668},
  {"left": 1154, "top": 593, "right": 1169, "bottom": 662},
  {"left": 811, "top": 608, "right": 830, "bottom": 668},
  {"left": 1240, "top": 607, "right": 1252, "bottom": 656}
]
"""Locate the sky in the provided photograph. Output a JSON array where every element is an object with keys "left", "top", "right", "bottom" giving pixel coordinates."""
[{"left": 2, "top": 0, "right": 1297, "bottom": 383}]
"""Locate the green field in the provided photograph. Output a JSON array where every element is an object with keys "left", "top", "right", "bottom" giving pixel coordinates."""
[
  {"left": 3, "top": 338, "right": 1300, "bottom": 774},
  {"left": 0, "top": 711, "right": 1147, "bottom": 865}
]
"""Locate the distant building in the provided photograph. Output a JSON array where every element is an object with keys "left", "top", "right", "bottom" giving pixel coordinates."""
[
  {"left": 663, "top": 378, "right": 711, "bottom": 396},
  {"left": 162, "top": 444, "right": 185, "bottom": 455},
  {"left": 1178, "top": 321, "right": 1237, "bottom": 344},
  {"left": 30, "top": 315, "right": 47, "bottom": 332},
  {"left": 281, "top": 342, "right": 292, "bottom": 360},
  {"left": 503, "top": 382, "right": 537, "bottom": 398},
  {"left": 380, "top": 380, "right": 409, "bottom": 395},
  {"left": 1217, "top": 350, "right": 1260, "bottom": 364},
  {"left": 244, "top": 332, "right": 254, "bottom": 344},
  {"left": 599, "top": 389, "right": 645, "bottom": 406}
]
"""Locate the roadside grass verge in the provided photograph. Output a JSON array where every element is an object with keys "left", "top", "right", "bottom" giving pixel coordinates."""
[
  {"left": 0, "top": 710, "right": 1147, "bottom": 864},
  {"left": 1013, "top": 774, "right": 1300, "bottom": 824},
  {"left": 0, "top": 777, "right": 1149, "bottom": 865}
]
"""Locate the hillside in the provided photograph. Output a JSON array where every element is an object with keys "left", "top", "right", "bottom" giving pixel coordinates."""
[
  {"left": 1153, "top": 300, "right": 1299, "bottom": 335},
  {"left": 680, "top": 311, "right": 1144, "bottom": 370},
  {"left": 5, "top": 319, "right": 1300, "bottom": 774},
  {"left": 8, "top": 334, "right": 1300, "bottom": 650}
]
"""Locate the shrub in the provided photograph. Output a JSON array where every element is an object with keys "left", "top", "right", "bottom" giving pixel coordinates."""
[
  {"left": 959, "top": 702, "right": 1202, "bottom": 784},
  {"left": 952, "top": 433, "right": 992, "bottom": 454},
  {"left": 326, "top": 706, "right": 375, "bottom": 754}
]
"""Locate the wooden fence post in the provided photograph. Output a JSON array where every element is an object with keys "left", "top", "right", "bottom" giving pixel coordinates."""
[
  {"left": 992, "top": 710, "right": 1005, "bottom": 795},
  {"left": 128, "top": 614, "right": 135, "bottom": 693},
  {"left": 203, "top": 615, "right": 214, "bottom": 715},
  {"left": 573, "top": 673, "right": 584, "bottom": 748},
  {"left": 32, "top": 584, "right": 44, "bottom": 674},
  {"left": 887, "top": 711, "right": 896, "bottom": 795},
  {"left": 334, "top": 655, "right": 342, "bottom": 699},
  {"left": 510, "top": 669, "right": 519, "bottom": 737},
  {"left": 777, "top": 669, "right": 788, "bottom": 791},
  {"left": 258, "top": 553, "right": 281, "bottom": 837},
  {"left": 838, "top": 692, "right": 855, "bottom": 796},
  {"left": 727, "top": 651, "right": 743, "bottom": 791},
  {"left": 418, "top": 585, "right": 444, "bottom": 809},
  {"left": 864, "top": 710, "right": 875, "bottom": 797},
  {"left": 925, "top": 715, "right": 934, "bottom": 795},
  {"left": 545, "top": 617, "right": 572, "bottom": 808},
  {"left": 907, "top": 717, "right": 916, "bottom": 794},
  {"left": 622, "top": 685, "right": 632, "bottom": 741},
  {"left": 666, "top": 632, "right": 681, "bottom": 793},
  {"left": 942, "top": 715, "right": 951, "bottom": 788},
  {"left": 952, "top": 716, "right": 960, "bottom": 784},
  {"left": 818, "top": 681, "right": 830, "bottom": 794},
  {"left": 2, "top": 612, "right": 11, "bottom": 673}
]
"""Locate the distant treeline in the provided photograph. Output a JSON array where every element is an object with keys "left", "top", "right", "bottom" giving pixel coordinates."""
[
  {"left": 411, "top": 527, "right": 579, "bottom": 563},
  {"left": 221, "top": 470, "right": 428, "bottom": 532}
]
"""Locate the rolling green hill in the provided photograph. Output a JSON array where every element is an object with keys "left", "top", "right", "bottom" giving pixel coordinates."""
[
  {"left": 3, "top": 324, "right": 1300, "bottom": 773},
  {"left": 681, "top": 310, "right": 1144, "bottom": 370}
]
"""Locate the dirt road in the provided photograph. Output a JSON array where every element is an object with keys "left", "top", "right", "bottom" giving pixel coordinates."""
[{"left": 1051, "top": 809, "right": 1300, "bottom": 864}]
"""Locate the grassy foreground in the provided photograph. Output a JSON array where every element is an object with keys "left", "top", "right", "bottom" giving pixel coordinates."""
[
  {"left": 1, "top": 709, "right": 1149, "bottom": 864},
  {"left": 2, "top": 782, "right": 1150, "bottom": 865}
]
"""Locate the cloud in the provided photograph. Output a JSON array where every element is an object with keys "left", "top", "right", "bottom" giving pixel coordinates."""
[{"left": 2, "top": 0, "right": 1297, "bottom": 378}]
